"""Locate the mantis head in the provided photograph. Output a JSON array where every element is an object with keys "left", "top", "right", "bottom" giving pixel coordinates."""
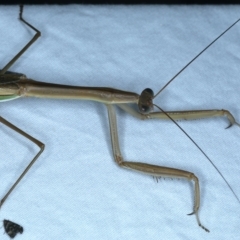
[{"left": 138, "top": 88, "right": 154, "bottom": 113}]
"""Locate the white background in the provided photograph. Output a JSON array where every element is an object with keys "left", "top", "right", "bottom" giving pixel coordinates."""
[{"left": 0, "top": 5, "right": 240, "bottom": 239}]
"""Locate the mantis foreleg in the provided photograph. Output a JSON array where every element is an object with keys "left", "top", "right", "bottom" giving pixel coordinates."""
[{"left": 106, "top": 104, "right": 209, "bottom": 232}]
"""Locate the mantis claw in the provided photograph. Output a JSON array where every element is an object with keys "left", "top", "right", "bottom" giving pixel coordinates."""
[
  {"left": 225, "top": 121, "right": 240, "bottom": 129},
  {"left": 225, "top": 123, "right": 233, "bottom": 129},
  {"left": 223, "top": 109, "right": 240, "bottom": 129}
]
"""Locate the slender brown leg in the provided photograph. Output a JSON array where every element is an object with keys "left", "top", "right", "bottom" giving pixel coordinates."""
[
  {"left": 117, "top": 104, "right": 240, "bottom": 128},
  {"left": 106, "top": 104, "right": 209, "bottom": 232},
  {"left": 0, "top": 116, "right": 44, "bottom": 207},
  {"left": 0, "top": 5, "right": 41, "bottom": 75}
]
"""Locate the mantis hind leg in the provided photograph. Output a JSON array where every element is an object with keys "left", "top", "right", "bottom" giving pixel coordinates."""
[
  {"left": 106, "top": 104, "right": 209, "bottom": 232},
  {"left": 0, "top": 116, "right": 44, "bottom": 208}
]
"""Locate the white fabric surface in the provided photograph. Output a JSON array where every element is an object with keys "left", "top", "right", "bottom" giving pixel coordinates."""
[{"left": 0, "top": 5, "right": 240, "bottom": 239}]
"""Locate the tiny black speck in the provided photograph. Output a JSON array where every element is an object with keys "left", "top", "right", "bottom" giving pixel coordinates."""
[{"left": 3, "top": 220, "right": 24, "bottom": 239}]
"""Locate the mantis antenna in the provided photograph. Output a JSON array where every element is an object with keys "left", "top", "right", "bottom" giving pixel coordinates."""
[
  {"left": 137, "top": 18, "right": 240, "bottom": 204},
  {"left": 153, "top": 18, "right": 240, "bottom": 98}
]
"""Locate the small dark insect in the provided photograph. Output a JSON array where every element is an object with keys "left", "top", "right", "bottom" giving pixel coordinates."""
[{"left": 3, "top": 220, "right": 23, "bottom": 239}]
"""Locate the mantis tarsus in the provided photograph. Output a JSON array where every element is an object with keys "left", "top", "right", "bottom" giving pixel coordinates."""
[{"left": 0, "top": 6, "right": 239, "bottom": 234}]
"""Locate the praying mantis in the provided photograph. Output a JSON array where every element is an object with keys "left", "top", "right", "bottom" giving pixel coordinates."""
[{"left": 1, "top": 5, "right": 240, "bottom": 239}]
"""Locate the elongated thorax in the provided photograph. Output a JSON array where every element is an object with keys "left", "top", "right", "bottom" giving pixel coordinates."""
[{"left": 0, "top": 74, "right": 139, "bottom": 104}]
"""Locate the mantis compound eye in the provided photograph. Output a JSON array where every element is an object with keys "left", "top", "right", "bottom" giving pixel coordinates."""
[{"left": 138, "top": 88, "right": 154, "bottom": 113}]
